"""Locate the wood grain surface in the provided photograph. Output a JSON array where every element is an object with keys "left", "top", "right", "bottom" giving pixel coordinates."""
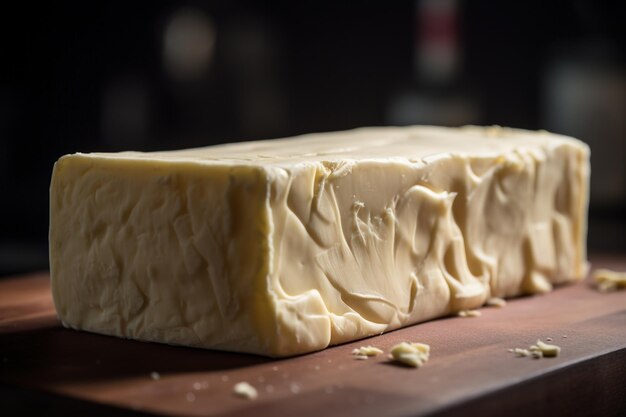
[{"left": 1, "top": 255, "right": 625, "bottom": 417}]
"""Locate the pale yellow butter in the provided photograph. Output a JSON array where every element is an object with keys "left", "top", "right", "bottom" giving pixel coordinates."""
[
  {"left": 49, "top": 125, "right": 590, "bottom": 357},
  {"left": 592, "top": 269, "right": 626, "bottom": 292},
  {"left": 390, "top": 342, "right": 431, "bottom": 368},
  {"left": 352, "top": 346, "right": 384, "bottom": 357},
  {"left": 233, "top": 382, "right": 257, "bottom": 400},
  {"left": 486, "top": 297, "right": 507, "bottom": 308}
]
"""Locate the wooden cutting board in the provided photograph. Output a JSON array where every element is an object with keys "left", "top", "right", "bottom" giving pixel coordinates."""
[{"left": 1, "top": 255, "right": 625, "bottom": 417}]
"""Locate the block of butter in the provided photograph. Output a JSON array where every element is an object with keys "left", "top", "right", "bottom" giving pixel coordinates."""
[{"left": 50, "top": 126, "right": 590, "bottom": 357}]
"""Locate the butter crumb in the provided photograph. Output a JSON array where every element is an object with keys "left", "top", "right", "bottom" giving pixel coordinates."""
[
  {"left": 592, "top": 269, "right": 626, "bottom": 292},
  {"left": 486, "top": 297, "right": 507, "bottom": 308},
  {"left": 458, "top": 309, "right": 481, "bottom": 318},
  {"left": 536, "top": 340, "right": 561, "bottom": 357},
  {"left": 150, "top": 372, "right": 160, "bottom": 380},
  {"left": 513, "top": 348, "right": 530, "bottom": 357},
  {"left": 510, "top": 340, "right": 560, "bottom": 359},
  {"left": 233, "top": 382, "right": 258, "bottom": 400},
  {"left": 390, "top": 342, "right": 430, "bottom": 368},
  {"left": 352, "top": 346, "right": 384, "bottom": 357}
]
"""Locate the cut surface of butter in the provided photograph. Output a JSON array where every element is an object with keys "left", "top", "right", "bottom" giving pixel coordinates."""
[{"left": 49, "top": 125, "right": 590, "bottom": 357}]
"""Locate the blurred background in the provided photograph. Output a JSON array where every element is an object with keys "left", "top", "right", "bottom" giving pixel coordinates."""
[{"left": 0, "top": 0, "right": 624, "bottom": 276}]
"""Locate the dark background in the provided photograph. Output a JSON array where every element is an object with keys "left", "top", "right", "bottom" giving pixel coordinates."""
[{"left": 1, "top": 0, "right": 624, "bottom": 276}]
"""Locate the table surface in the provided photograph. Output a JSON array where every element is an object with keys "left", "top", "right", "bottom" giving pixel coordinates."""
[{"left": 1, "top": 255, "right": 625, "bottom": 417}]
